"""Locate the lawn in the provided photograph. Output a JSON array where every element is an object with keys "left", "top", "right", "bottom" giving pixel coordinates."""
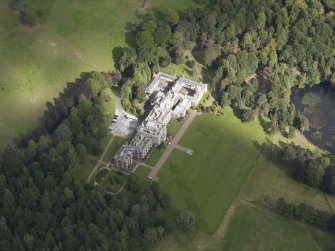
[
  {"left": 219, "top": 204, "right": 335, "bottom": 251},
  {"left": 146, "top": 149, "right": 164, "bottom": 166},
  {"left": 158, "top": 108, "right": 267, "bottom": 234},
  {"left": 135, "top": 165, "right": 152, "bottom": 186},
  {"left": 0, "top": 0, "right": 199, "bottom": 149},
  {"left": 161, "top": 63, "right": 196, "bottom": 80},
  {"left": 167, "top": 119, "right": 184, "bottom": 137},
  {"left": 101, "top": 87, "right": 117, "bottom": 120},
  {"left": 195, "top": 91, "right": 211, "bottom": 108}
]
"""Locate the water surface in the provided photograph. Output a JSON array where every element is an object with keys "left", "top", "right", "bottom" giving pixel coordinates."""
[{"left": 291, "top": 83, "right": 335, "bottom": 153}]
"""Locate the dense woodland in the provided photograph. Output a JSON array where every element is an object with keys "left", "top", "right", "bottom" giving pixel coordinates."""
[
  {"left": 116, "top": 0, "right": 334, "bottom": 132},
  {"left": 0, "top": 73, "right": 171, "bottom": 250}
]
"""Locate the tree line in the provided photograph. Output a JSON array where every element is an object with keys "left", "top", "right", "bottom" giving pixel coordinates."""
[
  {"left": 0, "top": 72, "right": 171, "bottom": 250},
  {"left": 262, "top": 141, "right": 335, "bottom": 193},
  {"left": 276, "top": 197, "right": 335, "bottom": 231}
]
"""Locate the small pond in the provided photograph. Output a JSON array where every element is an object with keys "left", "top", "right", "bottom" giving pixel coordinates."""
[{"left": 291, "top": 83, "right": 335, "bottom": 153}]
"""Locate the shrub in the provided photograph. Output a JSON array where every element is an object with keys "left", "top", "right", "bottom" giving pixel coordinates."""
[{"left": 176, "top": 211, "right": 195, "bottom": 231}]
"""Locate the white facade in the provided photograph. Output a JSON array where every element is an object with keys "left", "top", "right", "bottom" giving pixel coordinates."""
[
  {"left": 113, "top": 72, "right": 207, "bottom": 171},
  {"left": 114, "top": 144, "right": 134, "bottom": 171},
  {"left": 131, "top": 134, "right": 153, "bottom": 159}
]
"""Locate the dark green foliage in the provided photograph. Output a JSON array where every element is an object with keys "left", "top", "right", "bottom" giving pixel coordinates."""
[
  {"left": 176, "top": 211, "right": 195, "bottom": 231},
  {"left": 160, "top": 193, "right": 171, "bottom": 209},
  {"left": 306, "top": 160, "right": 326, "bottom": 187},
  {"left": 193, "top": 0, "right": 209, "bottom": 5},
  {"left": 107, "top": 70, "right": 122, "bottom": 87},
  {"left": 133, "top": 63, "right": 151, "bottom": 86},
  {"left": 276, "top": 198, "right": 334, "bottom": 230},
  {"left": 288, "top": 126, "right": 296, "bottom": 139},
  {"left": 241, "top": 109, "right": 256, "bottom": 122},
  {"left": 87, "top": 71, "right": 108, "bottom": 97},
  {"left": 62, "top": 95, "right": 108, "bottom": 155},
  {"left": 186, "top": 60, "right": 196, "bottom": 68},
  {"left": 203, "top": 44, "right": 221, "bottom": 66},
  {"left": 155, "top": 24, "right": 172, "bottom": 47},
  {"left": 136, "top": 30, "right": 155, "bottom": 51},
  {"left": 53, "top": 124, "right": 72, "bottom": 143},
  {"left": 162, "top": 9, "right": 179, "bottom": 26},
  {"left": 120, "top": 65, "right": 149, "bottom": 116},
  {"left": 117, "top": 47, "right": 137, "bottom": 73},
  {"left": 157, "top": 48, "right": 171, "bottom": 68}
]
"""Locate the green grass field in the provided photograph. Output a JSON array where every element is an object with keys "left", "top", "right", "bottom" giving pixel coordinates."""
[
  {"left": 0, "top": 0, "right": 198, "bottom": 149},
  {"left": 167, "top": 119, "right": 184, "bottom": 137},
  {"left": 158, "top": 108, "right": 267, "bottom": 234},
  {"left": 146, "top": 149, "right": 163, "bottom": 166},
  {"left": 135, "top": 165, "right": 152, "bottom": 186},
  {"left": 219, "top": 204, "right": 335, "bottom": 251}
]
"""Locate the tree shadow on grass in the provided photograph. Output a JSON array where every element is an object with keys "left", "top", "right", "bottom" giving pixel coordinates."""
[
  {"left": 184, "top": 67, "right": 193, "bottom": 77},
  {"left": 112, "top": 46, "right": 123, "bottom": 69},
  {"left": 125, "top": 22, "right": 137, "bottom": 47},
  {"left": 252, "top": 139, "right": 305, "bottom": 180},
  {"left": 191, "top": 44, "right": 204, "bottom": 65},
  {"left": 17, "top": 74, "right": 94, "bottom": 147},
  {"left": 259, "top": 116, "right": 272, "bottom": 135},
  {"left": 200, "top": 65, "right": 216, "bottom": 84},
  {"left": 185, "top": 199, "right": 200, "bottom": 213},
  {"left": 230, "top": 105, "right": 244, "bottom": 121}
]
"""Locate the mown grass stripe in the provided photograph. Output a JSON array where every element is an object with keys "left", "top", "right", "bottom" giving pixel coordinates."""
[{"left": 159, "top": 109, "right": 268, "bottom": 234}]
